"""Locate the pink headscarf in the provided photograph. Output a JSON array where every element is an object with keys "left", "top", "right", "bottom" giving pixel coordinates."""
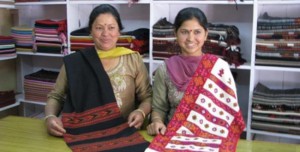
[{"left": 165, "top": 55, "right": 202, "bottom": 91}]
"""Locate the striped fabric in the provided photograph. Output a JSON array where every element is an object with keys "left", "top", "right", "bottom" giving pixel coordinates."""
[
  {"left": 251, "top": 83, "right": 300, "bottom": 135},
  {"left": 34, "top": 19, "right": 68, "bottom": 55},
  {"left": 70, "top": 27, "right": 148, "bottom": 54},
  {"left": 0, "top": 36, "right": 16, "bottom": 58},
  {"left": 152, "top": 18, "right": 179, "bottom": 60},
  {"left": 256, "top": 12, "right": 300, "bottom": 67},
  {"left": 24, "top": 69, "right": 58, "bottom": 102},
  {"left": 204, "top": 23, "right": 246, "bottom": 67}
]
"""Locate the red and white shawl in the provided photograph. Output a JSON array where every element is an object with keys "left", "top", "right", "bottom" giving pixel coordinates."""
[{"left": 146, "top": 54, "right": 245, "bottom": 152}]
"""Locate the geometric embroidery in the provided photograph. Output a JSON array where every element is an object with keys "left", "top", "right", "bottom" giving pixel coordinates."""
[
  {"left": 195, "top": 94, "right": 234, "bottom": 124},
  {"left": 176, "top": 126, "right": 194, "bottom": 135},
  {"left": 187, "top": 110, "right": 229, "bottom": 138},
  {"left": 171, "top": 135, "right": 222, "bottom": 144},
  {"left": 204, "top": 79, "right": 239, "bottom": 112},
  {"left": 211, "top": 59, "right": 236, "bottom": 93},
  {"left": 165, "top": 143, "right": 220, "bottom": 152}
]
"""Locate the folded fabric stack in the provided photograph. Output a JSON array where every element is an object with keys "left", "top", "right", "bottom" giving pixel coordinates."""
[
  {"left": 24, "top": 69, "right": 59, "bottom": 103},
  {"left": 69, "top": 27, "right": 93, "bottom": 52},
  {"left": 0, "top": 35, "right": 16, "bottom": 58},
  {"left": 116, "top": 35, "right": 134, "bottom": 49},
  {"left": 152, "top": 18, "right": 180, "bottom": 60},
  {"left": 251, "top": 83, "right": 300, "bottom": 135},
  {"left": 70, "top": 27, "right": 149, "bottom": 55},
  {"left": 0, "top": 90, "right": 15, "bottom": 108},
  {"left": 122, "top": 28, "right": 149, "bottom": 56},
  {"left": 204, "top": 23, "right": 246, "bottom": 67},
  {"left": 34, "top": 19, "right": 67, "bottom": 55},
  {"left": 256, "top": 12, "right": 300, "bottom": 67},
  {"left": 11, "top": 26, "right": 34, "bottom": 53}
]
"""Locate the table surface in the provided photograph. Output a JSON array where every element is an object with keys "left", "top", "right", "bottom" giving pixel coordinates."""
[{"left": 0, "top": 116, "right": 299, "bottom": 152}]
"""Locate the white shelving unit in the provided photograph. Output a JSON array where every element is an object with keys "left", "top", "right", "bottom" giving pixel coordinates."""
[
  {"left": 13, "top": 2, "right": 66, "bottom": 117},
  {"left": 16, "top": 54, "right": 63, "bottom": 117},
  {"left": 247, "top": 0, "right": 300, "bottom": 141},
  {"left": 10, "top": 0, "right": 300, "bottom": 141},
  {"left": 0, "top": 4, "right": 18, "bottom": 112},
  {"left": 0, "top": 0, "right": 15, "bottom": 9}
]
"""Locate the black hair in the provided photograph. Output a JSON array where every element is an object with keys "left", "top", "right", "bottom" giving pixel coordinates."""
[
  {"left": 88, "top": 4, "right": 124, "bottom": 31},
  {"left": 174, "top": 7, "right": 208, "bottom": 32}
]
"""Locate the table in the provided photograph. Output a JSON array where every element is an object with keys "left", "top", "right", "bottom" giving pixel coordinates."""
[{"left": 0, "top": 116, "right": 299, "bottom": 152}]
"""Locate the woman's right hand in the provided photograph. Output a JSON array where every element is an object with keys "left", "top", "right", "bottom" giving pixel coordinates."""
[
  {"left": 46, "top": 116, "right": 66, "bottom": 137},
  {"left": 147, "top": 121, "right": 167, "bottom": 136}
]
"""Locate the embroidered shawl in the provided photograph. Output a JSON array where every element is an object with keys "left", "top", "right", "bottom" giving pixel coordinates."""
[
  {"left": 62, "top": 47, "right": 149, "bottom": 152},
  {"left": 146, "top": 54, "right": 245, "bottom": 152}
]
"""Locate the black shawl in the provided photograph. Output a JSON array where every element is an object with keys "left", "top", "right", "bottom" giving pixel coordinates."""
[{"left": 61, "top": 47, "right": 149, "bottom": 152}]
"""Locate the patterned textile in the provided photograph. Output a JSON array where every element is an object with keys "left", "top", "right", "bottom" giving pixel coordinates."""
[
  {"left": 256, "top": 12, "right": 300, "bottom": 67},
  {"left": 122, "top": 28, "right": 150, "bottom": 55},
  {"left": 153, "top": 37, "right": 180, "bottom": 60},
  {"left": 257, "top": 12, "right": 300, "bottom": 31},
  {"left": 204, "top": 23, "right": 246, "bottom": 67},
  {"left": 152, "top": 18, "right": 179, "bottom": 60},
  {"left": 255, "top": 58, "right": 300, "bottom": 67},
  {"left": 62, "top": 48, "right": 149, "bottom": 152},
  {"left": 256, "top": 39, "right": 300, "bottom": 60},
  {"left": 251, "top": 83, "right": 300, "bottom": 135},
  {"left": 146, "top": 54, "right": 245, "bottom": 152}
]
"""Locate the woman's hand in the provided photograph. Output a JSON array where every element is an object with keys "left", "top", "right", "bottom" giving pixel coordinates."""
[
  {"left": 147, "top": 121, "right": 166, "bottom": 135},
  {"left": 45, "top": 116, "right": 66, "bottom": 137},
  {"left": 128, "top": 110, "right": 145, "bottom": 129}
]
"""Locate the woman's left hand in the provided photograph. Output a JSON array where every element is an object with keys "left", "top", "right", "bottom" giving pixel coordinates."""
[{"left": 128, "top": 110, "right": 144, "bottom": 129}]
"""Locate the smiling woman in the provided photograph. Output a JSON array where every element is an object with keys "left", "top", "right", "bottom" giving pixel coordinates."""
[
  {"left": 89, "top": 6, "right": 123, "bottom": 51},
  {"left": 146, "top": 7, "right": 245, "bottom": 152},
  {"left": 44, "top": 4, "right": 152, "bottom": 152}
]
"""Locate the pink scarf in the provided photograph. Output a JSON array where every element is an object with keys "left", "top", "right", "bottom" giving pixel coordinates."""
[{"left": 166, "top": 55, "right": 202, "bottom": 91}]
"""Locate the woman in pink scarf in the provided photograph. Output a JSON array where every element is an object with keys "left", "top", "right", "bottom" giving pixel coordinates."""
[{"left": 146, "top": 7, "right": 245, "bottom": 152}]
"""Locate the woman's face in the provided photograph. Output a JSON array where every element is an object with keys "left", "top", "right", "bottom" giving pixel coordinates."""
[
  {"left": 91, "top": 13, "right": 120, "bottom": 51},
  {"left": 176, "top": 18, "right": 208, "bottom": 56}
]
